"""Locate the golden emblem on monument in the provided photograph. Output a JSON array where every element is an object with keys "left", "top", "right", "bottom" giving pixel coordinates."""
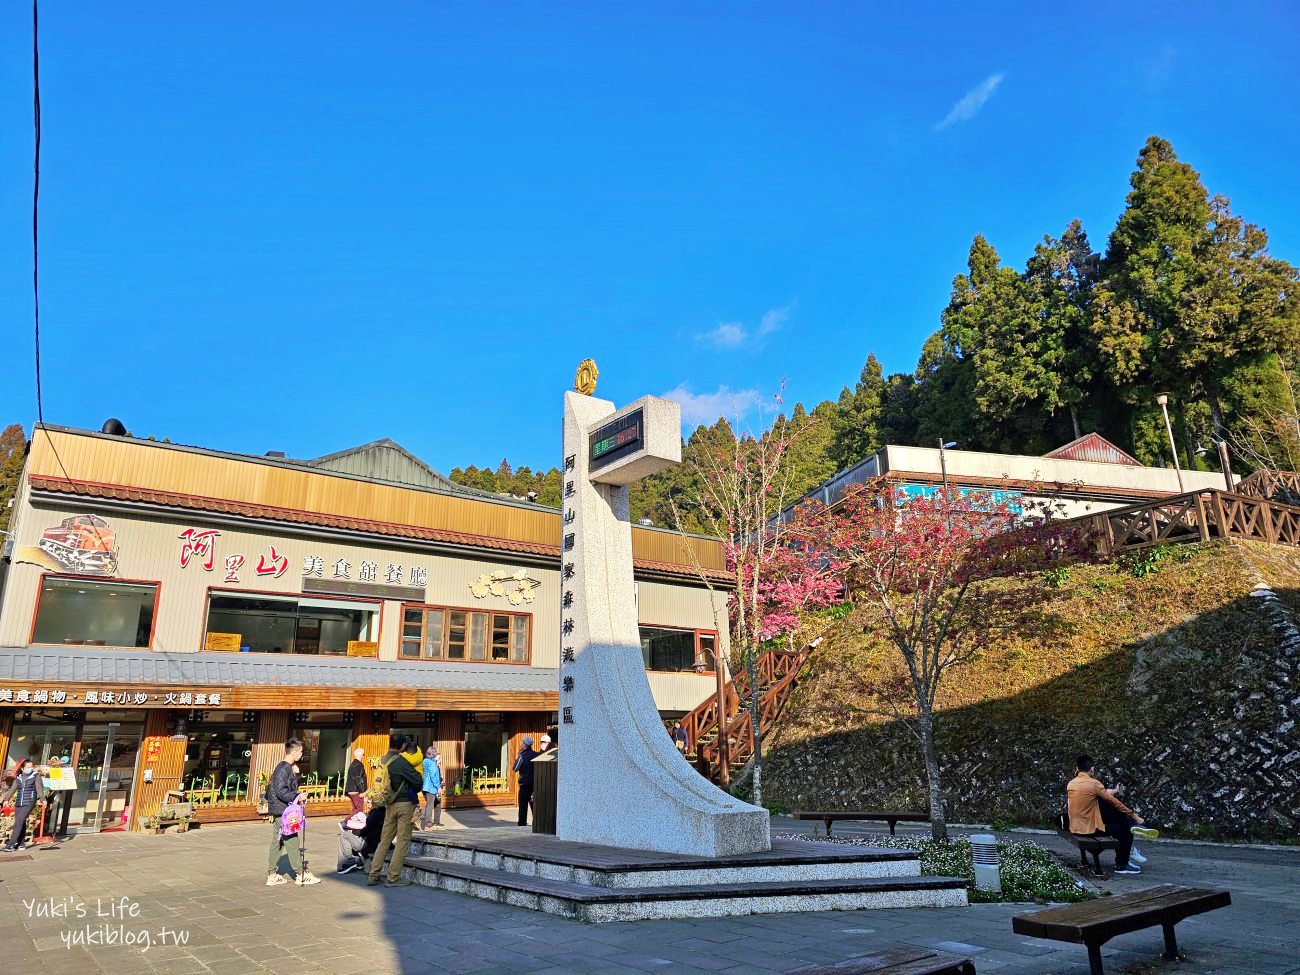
[{"left": 575, "top": 358, "right": 599, "bottom": 396}]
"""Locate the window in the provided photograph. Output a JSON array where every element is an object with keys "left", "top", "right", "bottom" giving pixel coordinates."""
[
  {"left": 402, "top": 606, "right": 530, "bottom": 664},
  {"left": 288, "top": 712, "right": 353, "bottom": 800},
  {"left": 638, "top": 626, "right": 717, "bottom": 673},
  {"left": 204, "top": 592, "right": 378, "bottom": 654},
  {"left": 460, "top": 717, "right": 508, "bottom": 795},
  {"left": 32, "top": 578, "right": 157, "bottom": 648}
]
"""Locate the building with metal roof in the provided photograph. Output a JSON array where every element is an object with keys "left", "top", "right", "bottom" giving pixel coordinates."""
[{"left": 0, "top": 425, "right": 726, "bottom": 834}]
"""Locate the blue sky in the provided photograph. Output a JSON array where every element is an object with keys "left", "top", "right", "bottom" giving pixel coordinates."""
[{"left": 2, "top": 2, "right": 1298, "bottom": 473}]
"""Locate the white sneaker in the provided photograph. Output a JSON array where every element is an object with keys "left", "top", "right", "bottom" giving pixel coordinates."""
[
  {"left": 265, "top": 873, "right": 288, "bottom": 886},
  {"left": 295, "top": 871, "right": 321, "bottom": 886},
  {"left": 1130, "top": 848, "right": 1148, "bottom": 864}
]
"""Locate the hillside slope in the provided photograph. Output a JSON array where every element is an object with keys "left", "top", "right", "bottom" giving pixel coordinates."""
[{"left": 765, "top": 540, "right": 1300, "bottom": 840}]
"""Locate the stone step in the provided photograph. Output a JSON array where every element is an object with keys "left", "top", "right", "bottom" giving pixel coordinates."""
[
  {"left": 409, "top": 831, "right": 921, "bottom": 888},
  {"left": 402, "top": 857, "right": 967, "bottom": 923}
]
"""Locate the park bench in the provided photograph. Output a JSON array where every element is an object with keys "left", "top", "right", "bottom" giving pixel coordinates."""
[
  {"left": 1053, "top": 810, "right": 1119, "bottom": 876},
  {"left": 789, "top": 944, "right": 975, "bottom": 975},
  {"left": 793, "top": 810, "right": 929, "bottom": 837},
  {"left": 1011, "top": 883, "right": 1230, "bottom": 975}
]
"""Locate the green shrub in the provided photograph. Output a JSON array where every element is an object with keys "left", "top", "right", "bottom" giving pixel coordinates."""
[
  {"left": 783, "top": 833, "right": 1094, "bottom": 904},
  {"left": 1043, "top": 566, "right": 1071, "bottom": 588}
]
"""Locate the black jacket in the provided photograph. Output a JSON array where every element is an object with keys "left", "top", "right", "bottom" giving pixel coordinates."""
[
  {"left": 266, "top": 760, "right": 300, "bottom": 817},
  {"left": 345, "top": 758, "right": 368, "bottom": 795},
  {"left": 513, "top": 747, "right": 536, "bottom": 787}
]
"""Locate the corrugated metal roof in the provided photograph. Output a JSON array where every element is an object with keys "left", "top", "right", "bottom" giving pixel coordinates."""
[
  {"left": 1044, "top": 433, "right": 1142, "bottom": 466},
  {"left": 0, "top": 647, "right": 557, "bottom": 692}
]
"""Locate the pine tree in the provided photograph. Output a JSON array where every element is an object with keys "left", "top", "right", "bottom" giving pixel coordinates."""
[
  {"left": 0, "top": 424, "right": 27, "bottom": 535},
  {"left": 829, "top": 355, "right": 885, "bottom": 470}
]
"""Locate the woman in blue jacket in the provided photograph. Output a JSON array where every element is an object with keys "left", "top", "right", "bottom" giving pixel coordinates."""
[{"left": 420, "top": 746, "right": 443, "bottom": 829}]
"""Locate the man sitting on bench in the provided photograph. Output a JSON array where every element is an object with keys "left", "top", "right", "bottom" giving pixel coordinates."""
[{"left": 1067, "top": 755, "right": 1157, "bottom": 876}]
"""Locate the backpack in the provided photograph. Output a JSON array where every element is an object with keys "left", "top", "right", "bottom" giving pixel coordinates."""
[
  {"left": 366, "top": 755, "right": 399, "bottom": 808},
  {"left": 280, "top": 800, "right": 305, "bottom": 837}
]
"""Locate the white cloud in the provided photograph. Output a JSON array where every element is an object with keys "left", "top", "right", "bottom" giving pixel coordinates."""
[
  {"left": 695, "top": 305, "right": 790, "bottom": 350},
  {"left": 758, "top": 307, "right": 788, "bottom": 335},
  {"left": 699, "top": 322, "right": 747, "bottom": 349},
  {"left": 934, "top": 73, "right": 1005, "bottom": 130},
  {"left": 660, "top": 384, "right": 761, "bottom": 426}
]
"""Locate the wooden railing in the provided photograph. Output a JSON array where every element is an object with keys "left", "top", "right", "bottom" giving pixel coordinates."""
[
  {"left": 680, "top": 646, "right": 811, "bottom": 785},
  {"left": 1236, "top": 469, "right": 1300, "bottom": 506},
  {"left": 1072, "top": 487, "right": 1300, "bottom": 555}
]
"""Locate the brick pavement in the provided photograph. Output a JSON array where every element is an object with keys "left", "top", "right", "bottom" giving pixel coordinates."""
[{"left": 1, "top": 810, "right": 1296, "bottom": 975}]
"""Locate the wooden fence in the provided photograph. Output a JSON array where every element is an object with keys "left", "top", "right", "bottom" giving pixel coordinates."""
[{"left": 1074, "top": 488, "right": 1300, "bottom": 555}]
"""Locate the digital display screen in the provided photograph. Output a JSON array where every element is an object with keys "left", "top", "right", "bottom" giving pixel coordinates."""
[{"left": 589, "top": 409, "right": 644, "bottom": 470}]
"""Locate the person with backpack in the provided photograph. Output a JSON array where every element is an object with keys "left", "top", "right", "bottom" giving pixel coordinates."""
[
  {"left": 366, "top": 733, "right": 423, "bottom": 887},
  {"left": 265, "top": 738, "right": 320, "bottom": 887},
  {"left": 2, "top": 761, "right": 46, "bottom": 851}
]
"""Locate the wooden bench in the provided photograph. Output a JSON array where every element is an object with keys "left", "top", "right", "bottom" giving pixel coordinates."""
[
  {"left": 793, "top": 811, "right": 929, "bottom": 837},
  {"left": 1012, "top": 883, "right": 1230, "bottom": 975},
  {"left": 788, "top": 944, "right": 975, "bottom": 975},
  {"left": 1053, "top": 811, "right": 1118, "bottom": 875}
]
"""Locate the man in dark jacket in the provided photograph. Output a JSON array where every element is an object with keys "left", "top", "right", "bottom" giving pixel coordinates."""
[
  {"left": 345, "top": 747, "right": 368, "bottom": 813},
  {"left": 366, "top": 734, "right": 423, "bottom": 887},
  {"left": 2, "top": 761, "right": 46, "bottom": 851},
  {"left": 265, "top": 738, "right": 319, "bottom": 886},
  {"left": 513, "top": 737, "right": 537, "bottom": 827}
]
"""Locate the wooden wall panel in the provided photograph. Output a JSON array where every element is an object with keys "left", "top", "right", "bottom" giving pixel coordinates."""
[
  {"left": 26, "top": 430, "right": 725, "bottom": 571},
  {"left": 0, "top": 710, "right": 12, "bottom": 776},
  {"left": 131, "top": 710, "right": 188, "bottom": 830},
  {"left": 436, "top": 713, "right": 463, "bottom": 799},
  {"left": 352, "top": 711, "right": 389, "bottom": 789},
  {"left": 506, "top": 711, "right": 549, "bottom": 793},
  {"left": 250, "top": 711, "right": 289, "bottom": 807}
]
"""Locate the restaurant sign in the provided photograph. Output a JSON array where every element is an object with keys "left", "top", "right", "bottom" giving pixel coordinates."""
[{"left": 0, "top": 686, "right": 228, "bottom": 707}]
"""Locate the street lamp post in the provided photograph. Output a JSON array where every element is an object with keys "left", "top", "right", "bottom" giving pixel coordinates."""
[
  {"left": 1215, "top": 439, "right": 1235, "bottom": 492},
  {"left": 1154, "top": 393, "right": 1186, "bottom": 493},
  {"left": 938, "top": 440, "right": 957, "bottom": 494}
]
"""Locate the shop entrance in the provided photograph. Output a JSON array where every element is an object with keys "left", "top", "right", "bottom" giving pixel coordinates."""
[{"left": 70, "top": 721, "right": 143, "bottom": 832}]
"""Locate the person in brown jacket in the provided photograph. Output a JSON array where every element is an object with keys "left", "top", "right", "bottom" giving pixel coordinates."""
[{"left": 1067, "top": 755, "right": 1157, "bottom": 875}]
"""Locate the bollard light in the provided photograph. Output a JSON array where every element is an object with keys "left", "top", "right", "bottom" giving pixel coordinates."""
[{"left": 970, "top": 833, "right": 1002, "bottom": 893}]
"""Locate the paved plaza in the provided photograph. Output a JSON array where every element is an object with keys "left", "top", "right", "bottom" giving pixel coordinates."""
[{"left": 1, "top": 811, "right": 1296, "bottom": 975}]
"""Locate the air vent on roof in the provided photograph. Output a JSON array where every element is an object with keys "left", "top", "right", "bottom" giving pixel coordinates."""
[
  {"left": 265, "top": 451, "right": 286, "bottom": 458},
  {"left": 101, "top": 418, "right": 127, "bottom": 436}
]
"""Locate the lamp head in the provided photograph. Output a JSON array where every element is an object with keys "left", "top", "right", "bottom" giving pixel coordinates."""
[
  {"left": 1155, "top": 392, "right": 1170, "bottom": 407},
  {"left": 943, "top": 441, "right": 958, "bottom": 449}
]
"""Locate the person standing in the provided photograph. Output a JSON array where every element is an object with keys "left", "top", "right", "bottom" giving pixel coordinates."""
[
  {"left": 366, "top": 734, "right": 423, "bottom": 888},
  {"left": 538, "top": 734, "right": 552, "bottom": 753},
  {"left": 420, "top": 746, "right": 443, "bottom": 829},
  {"left": 1, "top": 761, "right": 45, "bottom": 851},
  {"left": 513, "top": 736, "right": 537, "bottom": 827},
  {"left": 345, "top": 747, "right": 368, "bottom": 813},
  {"left": 671, "top": 722, "right": 689, "bottom": 754},
  {"left": 265, "top": 738, "right": 320, "bottom": 886},
  {"left": 1067, "top": 755, "right": 1149, "bottom": 876}
]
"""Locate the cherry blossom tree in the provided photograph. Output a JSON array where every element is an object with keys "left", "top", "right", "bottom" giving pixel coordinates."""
[
  {"left": 670, "top": 388, "right": 838, "bottom": 804},
  {"left": 789, "top": 482, "right": 1091, "bottom": 839}
]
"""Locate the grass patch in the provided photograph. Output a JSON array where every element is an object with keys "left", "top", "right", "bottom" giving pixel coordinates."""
[{"left": 780, "top": 832, "right": 1095, "bottom": 904}]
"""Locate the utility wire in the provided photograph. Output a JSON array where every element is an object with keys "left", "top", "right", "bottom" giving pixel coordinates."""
[
  {"left": 28, "top": 0, "right": 117, "bottom": 566},
  {"left": 33, "top": 0, "right": 43, "bottom": 427}
]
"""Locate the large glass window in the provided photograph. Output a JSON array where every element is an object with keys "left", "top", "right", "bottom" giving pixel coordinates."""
[
  {"left": 459, "top": 717, "right": 508, "bottom": 795},
  {"left": 288, "top": 712, "right": 353, "bottom": 802},
  {"left": 205, "top": 593, "right": 378, "bottom": 654},
  {"left": 182, "top": 713, "right": 257, "bottom": 803},
  {"left": 5, "top": 723, "right": 77, "bottom": 770},
  {"left": 402, "top": 606, "right": 530, "bottom": 664},
  {"left": 639, "top": 626, "right": 715, "bottom": 672},
  {"left": 32, "top": 578, "right": 157, "bottom": 648}
]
